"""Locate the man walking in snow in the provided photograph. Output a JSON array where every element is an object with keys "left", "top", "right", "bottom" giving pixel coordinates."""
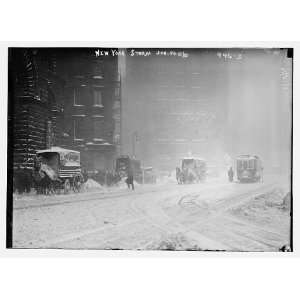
[
  {"left": 228, "top": 166, "right": 234, "bottom": 182},
  {"left": 126, "top": 167, "right": 135, "bottom": 190}
]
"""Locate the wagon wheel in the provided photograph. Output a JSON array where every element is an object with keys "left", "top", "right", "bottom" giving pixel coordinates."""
[
  {"left": 53, "top": 180, "right": 61, "bottom": 195},
  {"left": 64, "top": 179, "right": 71, "bottom": 194},
  {"left": 73, "top": 175, "right": 82, "bottom": 193}
]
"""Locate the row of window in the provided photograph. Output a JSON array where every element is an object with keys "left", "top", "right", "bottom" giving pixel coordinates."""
[
  {"left": 73, "top": 118, "right": 105, "bottom": 141},
  {"left": 73, "top": 87, "right": 120, "bottom": 106},
  {"left": 237, "top": 160, "right": 256, "bottom": 169}
]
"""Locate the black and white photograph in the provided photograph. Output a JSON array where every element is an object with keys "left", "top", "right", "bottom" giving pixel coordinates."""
[{"left": 7, "top": 47, "right": 292, "bottom": 252}]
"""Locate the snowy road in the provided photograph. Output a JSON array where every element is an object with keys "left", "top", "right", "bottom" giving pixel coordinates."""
[{"left": 13, "top": 175, "right": 291, "bottom": 251}]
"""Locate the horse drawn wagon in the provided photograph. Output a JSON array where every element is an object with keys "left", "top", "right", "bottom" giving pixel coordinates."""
[
  {"left": 33, "top": 147, "right": 84, "bottom": 194},
  {"left": 115, "top": 155, "right": 157, "bottom": 184},
  {"left": 176, "top": 157, "right": 207, "bottom": 184}
]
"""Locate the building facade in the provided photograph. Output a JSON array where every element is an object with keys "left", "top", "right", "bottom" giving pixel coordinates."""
[
  {"left": 120, "top": 48, "right": 292, "bottom": 173},
  {"left": 8, "top": 48, "right": 64, "bottom": 170},
  {"left": 121, "top": 49, "right": 228, "bottom": 171},
  {"left": 55, "top": 49, "right": 121, "bottom": 171},
  {"left": 9, "top": 48, "right": 122, "bottom": 173},
  {"left": 9, "top": 48, "right": 291, "bottom": 176}
]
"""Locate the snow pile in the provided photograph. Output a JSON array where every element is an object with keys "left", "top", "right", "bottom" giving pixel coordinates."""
[
  {"left": 229, "top": 188, "right": 291, "bottom": 226},
  {"left": 145, "top": 233, "right": 202, "bottom": 250},
  {"left": 83, "top": 179, "right": 103, "bottom": 190},
  {"left": 115, "top": 179, "right": 141, "bottom": 189},
  {"left": 133, "top": 180, "right": 141, "bottom": 187},
  {"left": 282, "top": 192, "right": 291, "bottom": 211},
  {"left": 156, "top": 171, "right": 177, "bottom": 185},
  {"left": 116, "top": 180, "right": 128, "bottom": 189}
]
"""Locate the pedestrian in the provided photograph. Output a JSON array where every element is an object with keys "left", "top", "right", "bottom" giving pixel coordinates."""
[
  {"left": 82, "top": 168, "right": 88, "bottom": 183},
  {"left": 126, "top": 167, "right": 135, "bottom": 190},
  {"left": 228, "top": 166, "right": 234, "bottom": 182},
  {"left": 176, "top": 167, "right": 182, "bottom": 184}
]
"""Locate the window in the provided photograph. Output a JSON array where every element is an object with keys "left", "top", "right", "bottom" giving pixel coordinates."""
[
  {"left": 73, "top": 118, "right": 85, "bottom": 141},
  {"left": 237, "top": 160, "right": 243, "bottom": 169},
  {"left": 248, "top": 160, "right": 255, "bottom": 169},
  {"left": 113, "top": 134, "right": 120, "bottom": 144},
  {"left": 115, "top": 87, "right": 120, "bottom": 97},
  {"left": 93, "top": 89, "right": 103, "bottom": 107},
  {"left": 93, "top": 118, "right": 104, "bottom": 139},
  {"left": 93, "top": 62, "right": 104, "bottom": 79},
  {"left": 74, "top": 87, "right": 88, "bottom": 106}
]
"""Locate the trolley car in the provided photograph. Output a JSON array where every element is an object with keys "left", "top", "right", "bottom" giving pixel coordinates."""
[{"left": 236, "top": 155, "right": 263, "bottom": 183}]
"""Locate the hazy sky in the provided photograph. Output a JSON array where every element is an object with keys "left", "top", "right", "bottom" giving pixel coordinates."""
[{"left": 120, "top": 49, "right": 292, "bottom": 172}]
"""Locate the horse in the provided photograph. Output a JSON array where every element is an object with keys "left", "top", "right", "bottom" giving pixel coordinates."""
[
  {"left": 33, "top": 169, "right": 57, "bottom": 195},
  {"left": 176, "top": 167, "right": 184, "bottom": 184}
]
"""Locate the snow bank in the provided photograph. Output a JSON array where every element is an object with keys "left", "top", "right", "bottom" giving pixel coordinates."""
[
  {"left": 145, "top": 233, "right": 202, "bottom": 250},
  {"left": 116, "top": 179, "right": 141, "bottom": 189},
  {"left": 156, "top": 171, "right": 177, "bottom": 185},
  {"left": 229, "top": 187, "right": 291, "bottom": 226},
  {"left": 83, "top": 179, "right": 103, "bottom": 190},
  {"left": 133, "top": 180, "right": 140, "bottom": 187}
]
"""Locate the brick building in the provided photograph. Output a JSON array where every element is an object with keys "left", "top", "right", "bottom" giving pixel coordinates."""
[{"left": 8, "top": 48, "right": 64, "bottom": 170}]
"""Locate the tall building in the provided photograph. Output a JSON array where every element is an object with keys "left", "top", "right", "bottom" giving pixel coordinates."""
[
  {"left": 8, "top": 48, "right": 64, "bottom": 170},
  {"left": 121, "top": 49, "right": 228, "bottom": 171},
  {"left": 8, "top": 48, "right": 121, "bottom": 172},
  {"left": 55, "top": 49, "right": 121, "bottom": 171},
  {"left": 8, "top": 48, "right": 291, "bottom": 175},
  {"left": 121, "top": 48, "right": 292, "bottom": 173}
]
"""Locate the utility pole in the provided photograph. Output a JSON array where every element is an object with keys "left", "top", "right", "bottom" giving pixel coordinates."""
[{"left": 132, "top": 131, "right": 138, "bottom": 158}]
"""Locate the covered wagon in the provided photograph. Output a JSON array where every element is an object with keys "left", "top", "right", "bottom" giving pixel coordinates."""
[{"left": 34, "top": 146, "right": 83, "bottom": 194}]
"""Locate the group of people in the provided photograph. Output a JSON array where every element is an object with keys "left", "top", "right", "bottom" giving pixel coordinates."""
[
  {"left": 92, "top": 168, "right": 135, "bottom": 190},
  {"left": 13, "top": 165, "right": 60, "bottom": 195},
  {"left": 176, "top": 166, "right": 235, "bottom": 183},
  {"left": 13, "top": 167, "right": 33, "bottom": 194}
]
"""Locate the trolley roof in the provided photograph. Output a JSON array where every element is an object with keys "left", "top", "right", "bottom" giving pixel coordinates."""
[
  {"left": 236, "top": 154, "right": 260, "bottom": 160},
  {"left": 181, "top": 157, "right": 206, "bottom": 161}
]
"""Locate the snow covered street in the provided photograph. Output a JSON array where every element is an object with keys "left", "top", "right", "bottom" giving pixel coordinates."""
[{"left": 12, "top": 175, "right": 291, "bottom": 251}]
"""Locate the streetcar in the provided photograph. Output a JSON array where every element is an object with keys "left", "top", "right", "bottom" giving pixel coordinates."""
[{"left": 236, "top": 154, "right": 263, "bottom": 183}]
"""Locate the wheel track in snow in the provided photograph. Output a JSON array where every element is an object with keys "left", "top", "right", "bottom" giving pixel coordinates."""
[
  {"left": 172, "top": 182, "right": 287, "bottom": 250},
  {"left": 15, "top": 184, "right": 193, "bottom": 248},
  {"left": 178, "top": 182, "right": 278, "bottom": 217},
  {"left": 14, "top": 185, "right": 177, "bottom": 211},
  {"left": 24, "top": 183, "right": 227, "bottom": 249},
  {"left": 14, "top": 178, "right": 286, "bottom": 250},
  {"left": 14, "top": 178, "right": 229, "bottom": 211}
]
